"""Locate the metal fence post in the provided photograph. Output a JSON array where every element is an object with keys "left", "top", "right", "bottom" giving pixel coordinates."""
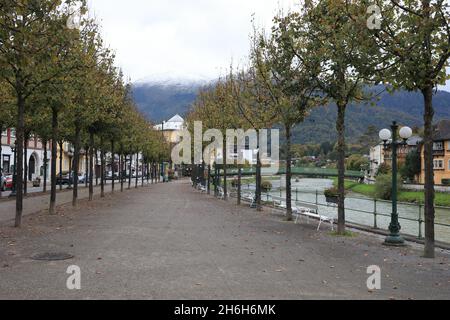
[
  {"left": 296, "top": 188, "right": 298, "bottom": 201},
  {"left": 315, "top": 190, "right": 319, "bottom": 206},
  {"left": 373, "top": 198, "right": 378, "bottom": 229}
]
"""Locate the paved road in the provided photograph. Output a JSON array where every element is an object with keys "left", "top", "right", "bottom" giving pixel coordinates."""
[{"left": 0, "top": 180, "right": 449, "bottom": 299}]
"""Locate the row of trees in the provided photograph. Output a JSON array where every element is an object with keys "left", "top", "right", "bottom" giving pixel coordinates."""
[
  {"left": 0, "top": 1, "right": 169, "bottom": 227},
  {"left": 188, "top": 0, "right": 450, "bottom": 259}
]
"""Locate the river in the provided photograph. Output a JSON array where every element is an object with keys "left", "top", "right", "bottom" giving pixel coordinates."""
[{"left": 241, "top": 177, "right": 450, "bottom": 243}]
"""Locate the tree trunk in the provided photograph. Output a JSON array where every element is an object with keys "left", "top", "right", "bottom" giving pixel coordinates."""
[
  {"left": 111, "top": 140, "right": 115, "bottom": 194},
  {"left": 72, "top": 125, "right": 81, "bottom": 207},
  {"left": 422, "top": 86, "right": 435, "bottom": 258},
  {"left": 120, "top": 153, "right": 124, "bottom": 192},
  {"left": 135, "top": 153, "right": 139, "bottom": 188},
  {"left": 128, "top": 154, "right": 132, "bottom": 189},
  {"left": 43, "top": 140, "right": 48, "bottom": 193},
  {"left": 89, "top": 132, "right": 94, "bottom": 201},
  {"left": 100, "top": 140, "right": 105, "bottom": 198},
  {"left": 238, "top": 165, "right": 242, "bottom": 205},
  {"left": 59, "top": 141, "right": 63, "bottom": 191},
  {"left": 255, "top": 132, "right": 262, "bottom": 211},
  {"left": 285, "top": 125, "right": 293, "bottom": 221},
  {"left": 49, "top": 107, "right": 58, "bottom": 216},
  {"left": 95, "top": 148, "right": 99, "bottom": 186},
  {"left": 23, "top": 135, "right": 28, "bottom": 195},
  {"left": 141, "top": 160, "right": 145, "bottom": 187},
  {"left": 336, "top": 103, "right": 347, "bottom": 234},
  {"left": 223, "top": 138, "right": 228, "bottom": 200},
  {"left": 0, "top": 124, "right": 2, "bottom": 198},
  {"left": 207, "top": 165, "right": 211, "bottom": 195},
  {"left": 15, "top": 94, "right": 25, "bottom": 227},
  {"left": 85, "top": 145, "right": 89, "bottom": 188}
]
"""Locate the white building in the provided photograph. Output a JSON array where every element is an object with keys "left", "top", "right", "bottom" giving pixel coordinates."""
[
  {"left": 369, "top": 143, "right": 385, "bottom": 179},
  {"left": 154, "top": 114, "right": 185, "bottom": 144},
  {"left": 1, "top": 129, "right": 51, "bottom": 181}
]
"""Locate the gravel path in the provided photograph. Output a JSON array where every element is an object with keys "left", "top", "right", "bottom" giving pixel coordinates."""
[{"left": 0, "top": 180, "right": 449, "bottom": 300}]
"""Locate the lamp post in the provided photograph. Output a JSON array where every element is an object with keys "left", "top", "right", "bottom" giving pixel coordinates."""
[
  {"left": 379, "top": 121, "right": 413, "bottom": 246},
  {"left": 9, "top": 141, "right": 17, "bottom": 197}
]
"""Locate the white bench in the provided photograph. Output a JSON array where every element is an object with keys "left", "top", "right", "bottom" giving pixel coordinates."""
[
  {"left": 241, "top": 192, "right": 256, "bottom": 207},
  {"left": 217, "top": 187, "right": 230, "bottom": 199},
  {"left": 294, "top": 201, "right": 334, "bottom": 231},
  {"left": 271, "top": 196, "right": 287, "bottom": 212}
]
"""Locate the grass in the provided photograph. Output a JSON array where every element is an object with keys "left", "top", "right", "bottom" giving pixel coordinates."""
[
  {"left": 329, "top": 230, "right": 358, "bottom": 238},
  {"left": 333, "top": 178, "right": 450, "bottom": 207}
]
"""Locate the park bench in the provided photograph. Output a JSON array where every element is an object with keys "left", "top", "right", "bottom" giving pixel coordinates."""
[
  {"left": 241, "top": 192, "right": 256, "bottom": 207},
  {"left": 294, "top": 201, "right": 334, "bottom": 231},
  {"left": 271, "top": 196, "right": 287, "bottom": 213},
  {"left": 217, "top": 187, "right": 230, "bottom": 200}
]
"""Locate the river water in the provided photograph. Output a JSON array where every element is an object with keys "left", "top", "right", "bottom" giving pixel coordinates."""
[{"left": 242, "top": 177, "right": 450, "bottom": 243}]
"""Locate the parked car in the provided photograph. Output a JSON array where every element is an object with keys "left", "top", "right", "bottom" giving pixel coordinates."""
[
  {"left": 2, "top": 175, "right": 13, "bottom": 191},
  {"left": 1, "top": 175, "right": 6, "bottom": 191},
  {"left": 105, "top": 172, "right": 119, "bottom": 181},
  {"left": 56, "top": 172, "right": 73, "bottom": 185},
  {"left": 1, "top": 172, "right": 5, "bottom": 191},
  {"left": 78, "top": 174, "right": 87, "bottom": 184}
]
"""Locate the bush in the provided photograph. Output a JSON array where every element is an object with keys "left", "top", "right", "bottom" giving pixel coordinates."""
[
  {"left": 375, "top": 174, "right": 403, "bottom": 200},
  {"left": 324, "top": 187, "right": 339, "bottom": 198},
  {"left": 377, "top": 163, "right": 391, "bottom": 176},
  {"left": 261, "top": 180, "right": 273, "bottom": 192}
]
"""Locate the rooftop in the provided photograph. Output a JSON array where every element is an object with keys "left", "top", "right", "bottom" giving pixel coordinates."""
[
  {"left": 154, "top": 114, "right": 185, "bottom": 131},
  {"left": 433, "top": 119, "right": 450, "bottom": 141}
]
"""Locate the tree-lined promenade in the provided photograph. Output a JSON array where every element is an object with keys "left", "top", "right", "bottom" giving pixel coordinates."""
[
  {"left": 187, "top": 0, "right": 450, "bottom": 259},
  {"left": 0, "top": 1, "right": 170, "bottom": 228}
]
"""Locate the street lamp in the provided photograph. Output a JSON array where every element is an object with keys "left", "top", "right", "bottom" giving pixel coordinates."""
[
  {"left": 379, "top": 121, "right": 413, "bottom": 246},
  {"left": 9, "top": 141, "right": 17, "bottom": 197}
]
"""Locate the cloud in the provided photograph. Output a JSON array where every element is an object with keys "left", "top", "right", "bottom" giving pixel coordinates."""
[
  {"left": 88, "top": 0, "right": 450, "bottom": 91},
  {"left": 87, "top": 0, "right": 298, "bottom": 81}
]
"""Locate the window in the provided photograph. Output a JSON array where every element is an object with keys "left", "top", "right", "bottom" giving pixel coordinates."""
[
  {"left": 1, "top": 130, "right": 7, "bottom": 137},
  {"left": 2, "top": 155, "right": 11, "bottom": 174},
  {"left": 434, "top": 159, "right": 444, "bottom": 169},
  {"left": 433, "top": 142, "right": 444, "bottom": 151},
  {"left": 10, "top": 128, "right": 16, "bottom": 138}
]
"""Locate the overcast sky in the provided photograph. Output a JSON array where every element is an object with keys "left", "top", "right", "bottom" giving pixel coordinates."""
[
  {"left": 87, "top": 0, "right": 298, "bottom": 82},
  {"left": 88, "top": 0, "right": 450, "bottom": 90}
]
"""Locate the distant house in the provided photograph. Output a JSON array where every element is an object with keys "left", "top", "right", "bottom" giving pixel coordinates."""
[
  {"left": 1, "top": 129, "right": 51, "bottom": 182},
  {"left": 419, "top": 120, "right": 450, "bottom": 185},
  {"left": 369, "top": 136, "right": 422, "bottom": 179},
  {"left": 154, "top": 114, "right": 185, "bottom": 144}
]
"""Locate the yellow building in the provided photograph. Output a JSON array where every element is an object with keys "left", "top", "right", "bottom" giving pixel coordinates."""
[
  {"left": 419, "top": 120, "right": 450, "bottom": 186},
  {"left": 55, "top": 142, "right": 88, "bottom": 175},
  {"left": 154, "top": 114, "right": 185, "bottom": 144}
]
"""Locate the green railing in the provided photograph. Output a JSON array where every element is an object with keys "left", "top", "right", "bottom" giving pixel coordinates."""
[
  {"left": 214, "top": 183, "right": 450, "bottom": 244},
  {"left": 211, "top": 167, "right": 364, "bottom": 178}
]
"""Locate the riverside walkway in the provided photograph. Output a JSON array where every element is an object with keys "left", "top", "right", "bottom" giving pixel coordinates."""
[{"left": 0, "top": 180, "right": 449, "bottom": 299}]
